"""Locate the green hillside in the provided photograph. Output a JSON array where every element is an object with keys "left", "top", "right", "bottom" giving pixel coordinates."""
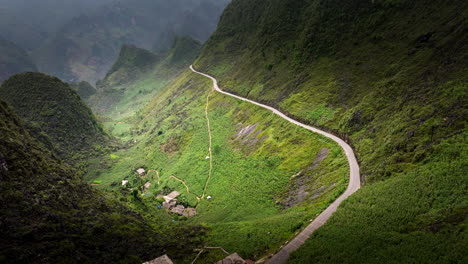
[
  {"left": 0, "top": 73, "right": 107, "bottom": 164},
  {"left": 83, "top": 32, "right": 356, "bottom": 261},
  {"left": 86, "top": 68, "right": 351, "bottom": 262},
  {"left": 0, "top": 99, "right": 204, "bottom": 263},
  {"left": 192, "top": 0, "right": 467, "bottom": 262},
  {"left": 87, "top": 37, "right": 202, "bottom": 139},
  {"left": 0, "top": 37, "right": 37, "bottom": 82},
  {"left": 167, "top": 36, "right": 203, "bottom": 66},
  {"left": 101, "top": 44, "right": 162, "bottom": 88}
]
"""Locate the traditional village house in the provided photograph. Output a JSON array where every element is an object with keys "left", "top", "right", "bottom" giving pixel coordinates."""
[
  {"left": 143, "top": 254, "right": 173, "bottom": 264},
  {"left": 136, "top": 168, "right": 146, "bottom": 176},
  {"left": 163, "top": 191, "right": 180, "bottom": 203},
  {"left": 216, "top": 253, "right": 247, "bottom": 264}
]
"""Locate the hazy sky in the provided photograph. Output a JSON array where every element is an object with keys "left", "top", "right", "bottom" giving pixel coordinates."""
[{"left": 0, "top": 0, "right": 115, "bottom": 33}]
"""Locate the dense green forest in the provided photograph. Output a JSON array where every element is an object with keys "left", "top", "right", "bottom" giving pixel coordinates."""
[
  {"left": 0, "top": 98, "right": 206, "bottom": 263},
  {"left": 0, "top": 73, "right": 108, "bottom": 166}
]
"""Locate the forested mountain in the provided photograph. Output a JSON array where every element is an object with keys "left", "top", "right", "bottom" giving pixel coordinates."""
[
  {"left": 88, "top": 36, "right": 202, "bottom": 118},
  {"left": 0, "top": 37, "right": 37, "bottom": 82},
  {"left": 0, "top": 99, "right": 204, "bottom": 263},
  {"left": 194, "top": 0, "right": 467, "bottom": 262},
  {"left": 101, "top": 44, "right": 163, "bottom": 88},
  {"left": 0, "top": 73, "right": 107, "bottom": 164},
  {"left": 70, "top": 81, "right": 97, "bottom": 101},
  {"left": 33, "top": 0, "right": 230, "bottom": 83}
]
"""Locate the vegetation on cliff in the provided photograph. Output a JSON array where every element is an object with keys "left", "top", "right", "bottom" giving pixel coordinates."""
[
  {"left": 0, "top": 100, "right": 206, "bottom": 263},
  {"left": 0, "top": 72, "right": 107, "bottom": 165},
  {"left": 194, "top": 0, "right": 467, "bottom": 262}
]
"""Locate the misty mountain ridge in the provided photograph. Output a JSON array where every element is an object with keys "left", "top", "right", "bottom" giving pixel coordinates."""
[
  {"left": 0, "top": 0, "right": 115, "bottom": 51},
  {"left": 31, "top": 0, "right": 230, "bottom": 84},
  {"left": 88, "top": 35, "right": 201, "bottom": 118}
]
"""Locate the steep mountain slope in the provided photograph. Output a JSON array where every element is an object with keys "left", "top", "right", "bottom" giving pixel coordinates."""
[
  {"left": 70, "top": 81, "right": 97, "bottom": 100},
  {"left": 101, "top": 44, "right": 162, "bottom": 88},
  {"left": 0, "top": 99, "right": 205, "bottom": 263},
  {"left": 0, "top": 73, "right": 107, "bottom": 164},
  {"left": 99, "top": 36, "right": 202, "bottom": 90},
  {"left": 0, "top": 37, "right": 37, "bottom": 82},
  {"left": 87, "top": 36, "right": 202, "bottom": 133},
  {"left": 33, "top": 0, "right": 230, "bottom": 83},
  {"left": 166, "top": 36, "right": 203, "bottom": 66},
  {"left": 194, "top": 0, "right": 468, "bottom": 262}
]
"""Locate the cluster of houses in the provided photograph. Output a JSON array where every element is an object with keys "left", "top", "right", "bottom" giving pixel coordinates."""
[
  {"left": 121, "top": 168, "right": 151, "bottom": 189},
  {"left": 144, "top": 253, "right": 255, "bottom": 264},
  {"left": 143, "top": 254, "right": 173, "bottom": 264},
  {"left": 121, "top": 168, "right": 197, "bottom": 217},
  {"left": 216, "top": 253, "right": 255, "bottom": 264},
  {"left": 160, "top": 191, "right": 197, "bottom": 217}
]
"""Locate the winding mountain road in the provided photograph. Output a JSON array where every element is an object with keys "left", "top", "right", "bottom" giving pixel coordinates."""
[{"left": 190, "top": 65, "right": 361, "bottom": 264}]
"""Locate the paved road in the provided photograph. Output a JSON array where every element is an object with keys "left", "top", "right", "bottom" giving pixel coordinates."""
[{"left": 190, "top": 65, "right": 361, "bottom": 264}]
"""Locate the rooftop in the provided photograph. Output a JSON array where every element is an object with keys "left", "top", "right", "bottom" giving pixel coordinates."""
[
  {"left": 143, "top": 254, "right": 173, "bottom": 264},
  {"left": 163, "top": 191, "right": 180, "bottom": 203}
]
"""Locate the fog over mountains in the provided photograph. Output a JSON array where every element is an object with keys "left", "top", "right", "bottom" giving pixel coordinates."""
[
  {"left": 0, "top": 0, "right": 230, "bottom": 83},
  {"left": 0, "top": 0, "right": 114, "bottom": 50}
]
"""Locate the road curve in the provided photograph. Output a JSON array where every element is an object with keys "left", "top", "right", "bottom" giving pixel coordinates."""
[{"left": 190, "top": 65, "right": 361, "bottom": 264}]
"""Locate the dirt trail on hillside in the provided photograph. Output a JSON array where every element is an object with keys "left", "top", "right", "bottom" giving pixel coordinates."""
[
  {"left": 201, "top": 89, "right": 215, "bottom": 200},
  {"left": 169, "top": 175, "right": 200, "bottom": 199},
  {"left": 165, "top": 89, "right": 215, "bottom": 206},
  {"left": 190, "top": 65, "right": 361, "bottom": 264}
]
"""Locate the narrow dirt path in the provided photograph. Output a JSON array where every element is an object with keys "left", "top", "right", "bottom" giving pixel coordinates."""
[
  {"left": 147, "top": 170, "right": 161, "bottom": 185},
  {"left": 201, "top": 89, "right": 215, "bottom": 200},
  {"left": 163, "top": 89, "right": 215, "bottom": 206},
  {"left": 190, "top": 65, "right": 361, "bottom": 264},
  {"left": 169, "top": 175, "right": 201, "bottom": 200}
]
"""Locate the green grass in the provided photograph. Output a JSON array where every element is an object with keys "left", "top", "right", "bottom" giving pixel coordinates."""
[
  {"left": 289, "top": 132, "right": 468, "bottom": 264},
  {"left": 85, "top": 70, "right": 350, "bottom": 261},
  {"left": 193, "top": 0, "right": 467, "bottom": 262},
  {"left": 80, "top": 1, "right": 467, "bottom": 262}
]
